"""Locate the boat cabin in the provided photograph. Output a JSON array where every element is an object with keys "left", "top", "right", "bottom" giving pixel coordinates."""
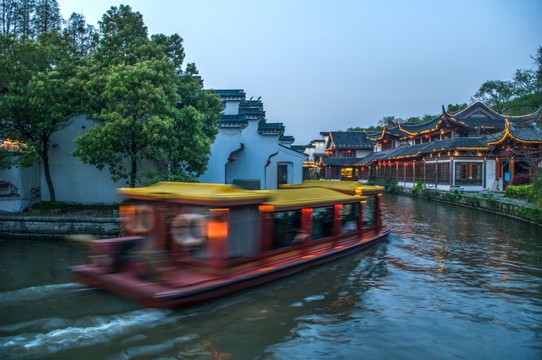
[
  {"left": 92, "top": 182, "right": 383, "bottom": 276},
  {"left": 74, "top": 181, "right": 388, "bottom": 308}
]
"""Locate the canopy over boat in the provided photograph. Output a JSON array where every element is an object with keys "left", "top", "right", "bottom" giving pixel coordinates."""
[
  {"left": 259, "top": 188, "right": 362, "bottom": 209},
  {"left": 118, "top": 182, "right": 269, "bottom": 205},
  {"left": 280, "top": 180, "right": 383, "bottom": 195}
]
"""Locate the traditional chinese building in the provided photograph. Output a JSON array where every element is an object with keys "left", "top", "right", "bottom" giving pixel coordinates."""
[{"left": 316, "top": 102, "right": 542, "bottom": 191}]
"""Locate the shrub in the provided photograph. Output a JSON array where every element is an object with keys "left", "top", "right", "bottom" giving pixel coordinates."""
[
  {"left": 511, "top": 173, "right": 530, "bottom": 185},
  {"left": 31, "top": 201, "right": 67, "bottom": 211},
  {"left": 533, "top": 172, "right": 542, "bottom": 206},
  {"left": 505, "top": 184, "right": 534, "bottom": 200},
  {"left": 411, "top": 179, "right": 424, "bottom": 195},
  {"left": 368, "top": 177, "right": 402, "bottom": 194}
]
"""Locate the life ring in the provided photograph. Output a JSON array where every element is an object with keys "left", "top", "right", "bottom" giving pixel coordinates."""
[
  {"left": 120, "top": 205, "right": 156, "bottom": 234},
  {"left": 171, "top": 214, "right": 208, "bottom": 246}
]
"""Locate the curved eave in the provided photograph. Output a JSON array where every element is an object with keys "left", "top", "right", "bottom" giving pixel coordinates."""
[{"left": 487, "top": 119, "right": 542, "bottom": 145}]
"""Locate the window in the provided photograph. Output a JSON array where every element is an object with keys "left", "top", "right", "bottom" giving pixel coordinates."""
[
  {"left": 341, "top": 167, "right": 353, "bottom": 179},
  {"left": 312, "top": 206, "right": 334, "bottom": 240},
  {"left": 438, "top": 162, "right": 450, "bottom": 183},
  {"left": 277, "top": 164, "right": 288, "bottom": 185},
  {"left": 455, "top": 162, "right": 482, "bottom": 185},
  {"left": 272, "top": 210, "right": 302, "bottom": 249},
  {"left": 341, "top": 203, "right": 360, "bottom": 233},
  {"left": 425, "top": 163, "right": 436, "bottom": 184}
]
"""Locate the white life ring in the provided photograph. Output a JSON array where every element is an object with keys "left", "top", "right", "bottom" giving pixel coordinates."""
[{"left": 171, "top": 214, "right": 208, "bottom": 246}]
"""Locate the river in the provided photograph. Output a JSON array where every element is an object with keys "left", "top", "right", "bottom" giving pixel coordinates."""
[{"left": 1, "top": 195, "right": 541, "bottom": 359}]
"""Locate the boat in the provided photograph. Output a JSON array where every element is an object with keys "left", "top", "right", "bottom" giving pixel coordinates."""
[{"left": 71, "top": 181, "right": 389, "bottom": 309}]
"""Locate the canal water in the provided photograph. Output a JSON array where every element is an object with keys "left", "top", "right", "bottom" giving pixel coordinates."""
[{"left": 1, "top": 195, "right": 541, "bottom": 359}]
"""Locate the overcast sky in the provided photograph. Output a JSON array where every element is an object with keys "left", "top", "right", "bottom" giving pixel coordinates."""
[{"left": 57, "top": 0, "right": 542, "bottom": 144}]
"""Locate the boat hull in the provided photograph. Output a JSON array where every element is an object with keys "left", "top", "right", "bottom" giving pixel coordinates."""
[{"left": 72, "top": 226, "right": 389, "bottom": 309}]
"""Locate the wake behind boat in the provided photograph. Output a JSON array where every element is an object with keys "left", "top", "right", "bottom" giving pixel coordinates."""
[{"left": 72, "top": 181, "right": 389, "bottom": 309}]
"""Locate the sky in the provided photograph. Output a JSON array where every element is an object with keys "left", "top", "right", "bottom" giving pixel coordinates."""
[{"left": 56, "top": 0, "right": 542, "bottom": 145}]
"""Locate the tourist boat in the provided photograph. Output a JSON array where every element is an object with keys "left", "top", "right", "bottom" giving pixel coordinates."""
[{"left": 72, "top": 181, "right": 389, "bottom": 309}]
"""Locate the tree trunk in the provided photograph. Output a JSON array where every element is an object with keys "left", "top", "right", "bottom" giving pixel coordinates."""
[
  {"left": 41, "top": 140, "right": 56, "bottom": 201},
  {"left": 130, "top": 154, "right": 137, "bottom": 188}
]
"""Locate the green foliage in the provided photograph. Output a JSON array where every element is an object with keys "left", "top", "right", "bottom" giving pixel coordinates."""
[
  {"left": 368, "top": 177, "right": 402, "bottom": 194},
  {"left": 446, "top": 103, "right": 468, "bottom": 113},
  {"left": 533, "top": 172, "right": 542, "bottom": 206},
  {"left": 73, "top": 5, "right": 222, "bottom": 187},
  {"left": 0, "top": 30, "right": 81, "bottom": 201},
  {"left": 31, "top": 200, "right": 67, "bottom": 211},
  {"left": 505, "top": 184, "right": 534, "bottom": 200},
  {"left": 472, "top": 80, "right": 514, "bottom": 113},
  {"left": 411, "top": 179, "right": 424, "bottom": 195}
]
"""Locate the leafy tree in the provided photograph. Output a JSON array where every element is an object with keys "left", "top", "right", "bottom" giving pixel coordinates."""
[
  {"left": 63, "top": 12, "right": 96, "bottom": 57},
  {"left": 471, "top": 80, "right": 514, "bottom": 113},
  {"left": 379, "top": 115, "right": 396, "bottom": 127},
  {"left": 0, "top": 31, "right": 79, "bottom": 200},
  {"left": 446, "top": 103, "right": 468, "bottom": 113},
  {"left": 73, "top": 5, "right": 222, "bottom": 187},
  {"left": 0, "top": 0, "right": 17, "bottom": 35},
  {"left": 32, "top": 0, "right": 61, "bottom": 34},
  {"left": 14, "top": 0, "right": 35, "bottom": 38}
]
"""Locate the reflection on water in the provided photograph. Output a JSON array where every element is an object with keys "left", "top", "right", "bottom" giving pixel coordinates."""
[{"left": 1, "top": 194, "right": 541, "bottom": 359}]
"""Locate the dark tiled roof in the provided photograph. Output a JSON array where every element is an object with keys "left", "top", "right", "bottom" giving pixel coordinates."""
[
  {"left": 291, "top": 145, "right": 307, "bottom": 152},
  {"left": 327, "top": 131, "right": 374, "bottom": 150},
  {"left": 321, "top": 157, "right": 361, "bottom": 166},
  {"left": 356, "top": 137, "right": 490, "bottom": 165},
  {"left": 258, "top": 120, "right": 285, "bottom": 134},
  {"left": 509, "top": 123, "right": 542, "bottom": 142},
  {"left": 280, "top": 135, "right": 295, "bottom": 143},
  {"left": 213, "top": 89, "right": 246, "bottom": 99},
  {"left": 219, "top": 114, "right": 247, "bottom": 127}
]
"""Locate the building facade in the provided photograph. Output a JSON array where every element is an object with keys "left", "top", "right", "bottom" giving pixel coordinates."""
[
  {"left": 198, "top": 90, "right": 306, "bottom": 189},
  {"left": 316, "top": 102, "right": 542, "bottom": 191}
]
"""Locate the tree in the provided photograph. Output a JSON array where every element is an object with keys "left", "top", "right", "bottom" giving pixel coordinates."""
[
  {"left": 73, "top": 5, "right": 222, "bottom": 187},
  {"left": 471, "top": 80, "right": 514, "bottom": 113},
  {"left": 379, "top": 115, "right": 396, "bottom": 127},
  {"left": 446, "top": 103, "right": 468, "bottom": 113},
  {"left": 32, "top": 0, "right": 61, "bottom": 34},
  {"left": 13, "top": 0, "right": 35, "bottom": 38},
  {"left": 63, "top": 12, "right": 96, "bottom": 57},
  {"left": 0, "top": 0, "right": 17, "bottom": 35},
  {"left": 0, "top": 31, "right": 80, "bottom": 200}
]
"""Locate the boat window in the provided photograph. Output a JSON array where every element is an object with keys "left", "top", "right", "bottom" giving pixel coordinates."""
[
  {"left": 363, "top": 195, "right": 376, "bottom": 228},
  {"left": 272, "top": 210, "right": 302, "bottom": 249},
  {"left": 341, "top": 203, "right": 360, "bottom": 233},
  {"left": 312, "top": 206, "right": 334, "bottom": 240}
]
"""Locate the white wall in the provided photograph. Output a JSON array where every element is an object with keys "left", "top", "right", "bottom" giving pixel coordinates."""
[
  {"left": 44, "top": 116, "right": 122, "bottom": 204},
  {"left": 199, "top": 127, "right": 243, "bottom": 184},
  {"left": 0, "top": 161, "right": 39, "bottom": 212}
]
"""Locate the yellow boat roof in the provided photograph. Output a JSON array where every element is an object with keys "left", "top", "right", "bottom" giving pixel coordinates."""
[
  {"left": 119, "top": 182, "right": 365, "bottom": 208},
  {"left": 280, "top": 180, "right": 383, "bottom": 195},
  {"left": 118, "top": 182, "right": 268, "bottom": 203},
  {"left": 260, "top": 188, "right": 362, "bottom": 209}
]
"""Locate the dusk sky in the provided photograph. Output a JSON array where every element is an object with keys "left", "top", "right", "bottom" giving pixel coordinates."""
[{"left": 57, "top": 0, "right": 542, "bottom": 145}]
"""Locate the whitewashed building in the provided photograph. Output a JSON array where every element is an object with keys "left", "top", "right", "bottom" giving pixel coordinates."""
[
  {"left": 1, "top": 89, "right": 306, "bottom": 211},
  {"left": 199, "top": 90, "right": 306, "bottom": 189}
]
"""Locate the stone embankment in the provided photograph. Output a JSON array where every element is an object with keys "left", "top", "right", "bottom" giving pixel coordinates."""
[
  {"left": 0, "top": 210, "right": 120, "bottom": 239},
  {"left": 405, "top": 188, "right": 542, "bottom": 227}
]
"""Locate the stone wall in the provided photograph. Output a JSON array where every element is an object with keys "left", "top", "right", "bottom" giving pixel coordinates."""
[{"left": 0, "top": 215, "right": 120, "bottom": 239}]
